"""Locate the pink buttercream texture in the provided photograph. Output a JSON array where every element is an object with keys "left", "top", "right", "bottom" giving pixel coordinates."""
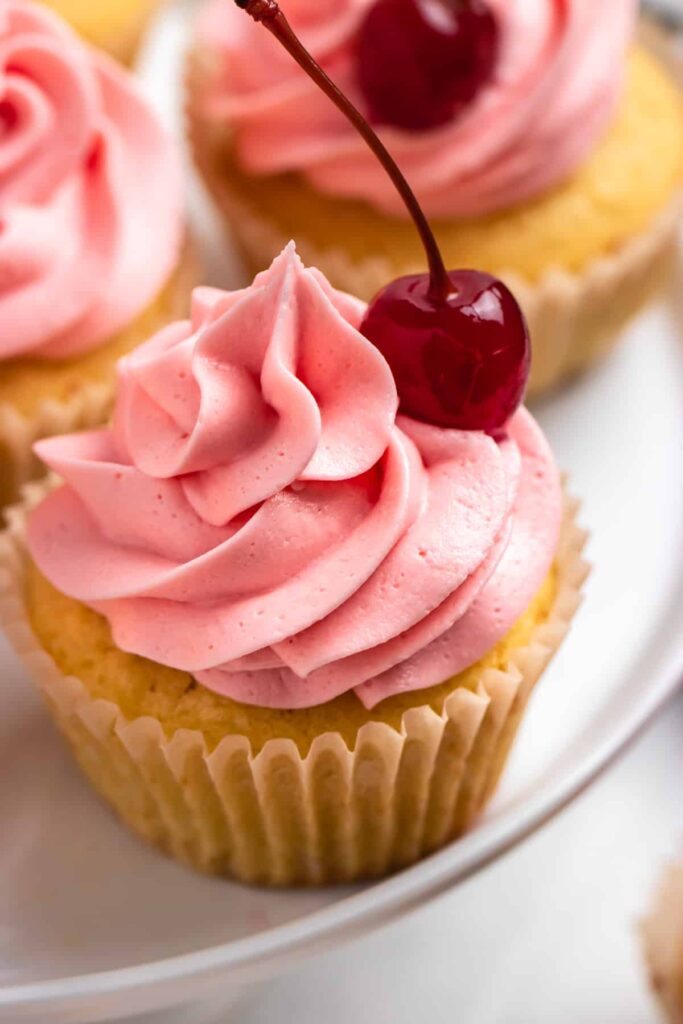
[
  {"left": 28, "top": 246, "right": 562, "bottom": 710},
  {"left": 0, "top": 1, "right": 182, "bottom": 361},
  {"left": 198, "top": 0, "right": 635, "bottom": 218}
]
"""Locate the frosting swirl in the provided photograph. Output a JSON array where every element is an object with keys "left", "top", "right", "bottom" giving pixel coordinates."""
[
  {"left": 0, "top": 1, "right": 182, "bottom": 361},
  {"left": 28, "top": 245, "right": 562, "bottom": 710},
  {"left": 198, "top": 0, "right": 635, "bottom": 218}
]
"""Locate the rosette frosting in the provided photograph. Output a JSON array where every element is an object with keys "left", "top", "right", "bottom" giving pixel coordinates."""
[
  {"left": 198, "top": 0, "right": 635, "bottom": 218},
  {"left": 0, "top": 0, "right": 182, "bottom": 361},
  {"left": 28, "top": 245, "right": 562, "bottom": 710}
]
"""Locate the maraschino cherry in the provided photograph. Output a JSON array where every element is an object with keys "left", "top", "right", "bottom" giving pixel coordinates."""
[
  {"left": 357, "top": 0, "right": 498, "bottom": 131},
  {"left": 234, "top": 0, "right": 530, "bottom": 434}
]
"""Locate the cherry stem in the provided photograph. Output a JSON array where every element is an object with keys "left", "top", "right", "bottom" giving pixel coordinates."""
[{"left": 234, "top": 0, "right": 452, "bottom": 303}]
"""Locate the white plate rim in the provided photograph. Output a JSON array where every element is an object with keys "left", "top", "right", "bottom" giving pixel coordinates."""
[{"left": 2, "top": 628, "right": 681, "bottom": 1014}]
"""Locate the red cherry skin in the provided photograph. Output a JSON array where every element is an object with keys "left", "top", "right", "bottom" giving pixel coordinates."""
[
  {"left": 357, "top": 0, "right": 498, "bottom": 132},
  {"left": 360, "top": 270, "right": 530, "bottom": 432}
]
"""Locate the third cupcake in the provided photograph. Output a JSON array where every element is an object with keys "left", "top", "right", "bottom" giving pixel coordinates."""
[{"left": 188, "top": 0, "right": 683, "bottom": 396}]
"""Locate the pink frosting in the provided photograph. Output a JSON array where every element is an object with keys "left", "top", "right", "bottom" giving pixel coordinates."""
[
  {"left": 0, "top": 1, "right": 182, "bottom": 361},
  {"left": 28, "top": 245, "right": 562, "bottom": 710},
  {"left": 198, "top": 0, "right": 636, "bottom": 218}
]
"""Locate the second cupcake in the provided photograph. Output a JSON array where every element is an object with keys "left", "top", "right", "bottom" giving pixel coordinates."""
[
  {"left": 0, "top": 1, "right": 190, "bottom": 509},
  {"left": 188, "top": 0, "right": 683, "bottom": 396}
]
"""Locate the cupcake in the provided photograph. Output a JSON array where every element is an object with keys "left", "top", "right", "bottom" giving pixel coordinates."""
[
  {"left": 0, "top": 1, "right": 190, "bottom": 509},
  {"left": 41, "top": 0, "right": 162, "bottom": 64},
  {"left": 0, "top": 6, "right": 587, "bottom": 885},
  {"left": 0, "top": 243, "right": 587, "bottom": 884},
  {"left": 643, "top": 862, "right": 683, "bottom": 1024},
  {"left": 188, "top": 0, "right": 683, "bottom": 396}
]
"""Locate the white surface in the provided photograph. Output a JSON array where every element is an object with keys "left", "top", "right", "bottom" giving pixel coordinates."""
[
  {"left": 235, "top": 693, "right": 683, "bottom": 1024},
  {"left": 1, "top": 3, "right": 683, "bottom": 1022}
]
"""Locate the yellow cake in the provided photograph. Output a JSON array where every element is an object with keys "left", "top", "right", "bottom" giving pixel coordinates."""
[
  {"left": 195, "top": 51, "right": 682, "bottom": 287},
  {"left": 42, "top": 0, "right": 162, "bottom": 64},
  {"left": 25, "top": 558, "right": 556, "bottom": 757}
]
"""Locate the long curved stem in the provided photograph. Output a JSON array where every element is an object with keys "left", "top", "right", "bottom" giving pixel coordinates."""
[{"left": 234, "top": 0, "right": 452, "bottom": 302}]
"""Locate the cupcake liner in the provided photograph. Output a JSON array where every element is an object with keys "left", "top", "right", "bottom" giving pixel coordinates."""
[
  {"left": 187, "top": 18, "right": 683, "bottom": 399},
  {"left": 0, "top": 249, "right": 197, "bottom": 511},
  {"left": 0, "top": 483, "right": 588, "bottom": 885},
  {"left": 642, "top": 861, "right": 683, "bottom": 1024}
]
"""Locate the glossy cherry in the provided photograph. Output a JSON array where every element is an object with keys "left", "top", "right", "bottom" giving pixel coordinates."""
[
  {"left": 234, "top": 0, "right": 530, "bottom": 434},
  {"left": 357, "top": 0, "right": 498, "bottom": 131},
  {"left": 360, "top": 271, "right": 529, "bottom": 431}
]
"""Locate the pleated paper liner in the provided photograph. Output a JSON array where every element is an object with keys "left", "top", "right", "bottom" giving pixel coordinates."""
[
  {"left": 642, "top": 861, "right": 683, "bottom": 1024},
  {"left": 0, "top": 481, "right": 588, "bottom": 886},
  {"left": 0, "top": 248, "right": 197, "bottom": 512},
  {"left": 186, "top": 21, "right": 682, "bottom": 401}
]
